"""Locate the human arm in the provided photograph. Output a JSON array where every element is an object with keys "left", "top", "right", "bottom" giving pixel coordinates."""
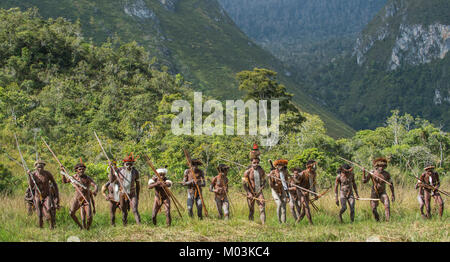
[
  {"left": 386, "top": 172, "right": 395, "bottom": 202},
  {"left": 48, "top": 172, "right": 60, "bottom": 204},
  {"left": 362, "top": 168, "right": 370, "bottom": 183},
  {"left": 89, "top": 177, "right": 98, "bottom": 196},
  {"left": 352, "top": 173, "right": 360, "bottom": 198},
  {"left": 209, "top": 177, "right": 217, "bottom": 193},
  {"left": 334, "top": 175, "right": 340, "bottom": 206}
]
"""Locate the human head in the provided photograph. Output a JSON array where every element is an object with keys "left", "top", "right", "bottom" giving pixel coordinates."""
[
  {"left": 217, "top": 164, "right": 230, "bottom": 175},
  {"left": 34, "top": 160, "right": 46, "bottom": 172},
  {"left": 424, "top": 165, "right": 435, "bottom": 173},
  {"left": 191, "top": 159, "right": 203, "bottom": 169},
  {"left": 251, "top": 158, "right": 260, "bottom": 168},
  {"left": 291, "top": 168, "right": 301, "bottom": 176},
  {"left": 274, "top": 159, "right": 288, "bottom": 171},
  {"left": 340, "top": 164, "right": 353, "bottom": 174},
  {"left": 306, "top": 160, "right": 317, "bottom": 171},
  {"left": 156, "top": 168, "right": 168, "bottom": 178},
  {"left": 74, "top": 159, "right": 86, "bottom": 175},
  {"left": 373, "top": 157, "right": 387, "bottom": 171},
  {"left": 123, "top": 153, "right": 137, "bottom": 170}
]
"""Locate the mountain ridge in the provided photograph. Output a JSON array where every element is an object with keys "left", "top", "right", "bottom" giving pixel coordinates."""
[{"left": 0, "top": 0, "right": 355, "bottom": 137}]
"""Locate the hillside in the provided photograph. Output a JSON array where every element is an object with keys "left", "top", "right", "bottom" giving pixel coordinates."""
[
  {"left": 301, "top": 0, "right": 450, "bottom": 130},
  {"left": 218, "top": 0, "right": 387, "bottom": 71},
  {"left": 0, "top": 0, "right": 355, "bottom": 138}
]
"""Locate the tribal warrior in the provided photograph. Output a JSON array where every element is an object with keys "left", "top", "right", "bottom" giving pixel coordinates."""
[
  {"left": 108, "top": 153, "right": 142, "bottom": 225},
  {"left": 210, "top": 164, "right": 230, "bottom": 220},
  {"left": 27, "top": 160, "right": 60, "bottom": 229},
  {"left": 288, "top": 171, "right": 301, "bottom": 221},
  {"left": 335, "top": 164, "right": 360, "bottom": 223},
  {"left": 363, "top": 157, "right": 395, "bottom": 222},
  {"left": 148, "top": 167, "right": 173, "bottom": 226},
  {"left": 182, "top": 159, "right": 206, "bottom": 219},
  {"left": 291, "top": 160, "right": 317, "bottom": 225},
  {"left": 242, "top": 144, "right": 266, "bottom": 224},
  {"left": 269, "top": 159, "right": 291, "bottom": 224},
  {"left": 61, "top": 159, "right": 98, "bottom": 230},
  {"left": 416, "top": 165, "right": 444, "bottom": 218}
]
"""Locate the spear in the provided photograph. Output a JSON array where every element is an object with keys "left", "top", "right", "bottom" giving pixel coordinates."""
[
  {"left": 14, "top": 133, "right": 42, "bottom": 201},
  {"left": 183, "top": 148, "right": 208, "bottom": 217},
  {"left": 218, "top": 157, "right": 248, "bottom": 169},
  {"left": 269, "top": 174, "right": 320, "bottom": 196},
  {"left": 94, "top": 131, "right": 131, "bottom": 201},
  {"left": 238, "top": 192, "right": 268, "bottom": 203},
  {"left": 356, "top": 197, "right": 380, "bottom": 201},
  {"left": 143, "top": 155, "right": 184, "bottom": 218},
  {"left": 41, "top": 137, "right": 89, "bottom": 204},
  {"left": 338, "top": 156, "right": 392, "bottom": 186},
  {"left": 406, "top": 162, "right": 449, "bottom": 197},
  {"left": 310, "top": 187, "right": 331, "bottom": 203},
  {"left": 0, "top": 144, "right": 25, "bottom": 169}
]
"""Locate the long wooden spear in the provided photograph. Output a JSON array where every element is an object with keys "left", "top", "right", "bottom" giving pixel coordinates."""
[
  {"left": 406, "top": 162, "right": 449, "bottom": 197},
  {"left": 143, "top": 155, "right": 184, "bottom": 218},
  {"left": 269, "top": 174, "right": 320, "bottom": 196},
  {"left": 183, "top": 148, "right": 208, "bottom": 217},
  {"left": 338, "top": 156, "right": 392, "bottom": 186},
  {"left": 13, "top": 134, "right": 41, "bottom": 206},
  {"left": 238, "top": 192, "right": 268, "bottom": 203},
  {"left": 41, "top": 138, "right": 89, "bottom": 204},
  {"left": 94, "top": 131, "right": 131, "bottom": 201}
]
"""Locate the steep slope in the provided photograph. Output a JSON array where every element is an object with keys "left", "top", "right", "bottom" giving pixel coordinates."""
[
  {"left": 0, "top": 0, "right": 355, "bottom": 137},
  {"left": 218, "top": 0, "right": 387, "bottom": 70},
  {"left": 303, "top": 0, "right": 449, "bottom": 130}
]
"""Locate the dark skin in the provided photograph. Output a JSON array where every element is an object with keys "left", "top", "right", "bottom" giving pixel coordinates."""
[
  {"left": 109, "top": 161, "right": 141, "bottom": 225},
  {"left": 183, "top": 163, "right": 206, "bottom": 218},
  {"left": 27, "top": 164, "right": 59, "bottom": 229},
  {"left": 182, "top": 163, "right": 205, "bottom": 188},
  {"left": 148, "top": 173, "right": 172, "bottom": 226},
  {"left": 62, "top": 165, "right": 98, "bottom": 230},
  {"left": 291, "top": 169, "right": 313, "bottom": 225},
  {"left": 416, "top": 168, "right": 444, "bottom": 218},
  {"left": 210, "top": 169, "right": 230, "bottom": 219},
  {"left": 335, "top": 170, "right": 360, "bottom": 223},
  {"left": 243, "top": 158, "right": 266, "bottom": 224},
  {"left": 362, "top": 165, "right": 395, "bottom": 222}
]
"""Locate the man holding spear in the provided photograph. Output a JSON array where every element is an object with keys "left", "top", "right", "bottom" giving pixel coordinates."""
[
  {"left": 416, "top": 164, "right": 445, "bottom": 218},
  {"left": 61, "top": 159, "right": 98, "bottom": 230},
  {"left": 183, "top": 149, "right": 207, "bottom": 219},
  {"left": 13, "top": 134, "right": 60, "bottom": 228},
  {"left": 363, "top": 157, "right": 395, "bottom": 222},
  {"left": 268, "top": 159, "right": 291, "bottom": 224},
  {"left": 108, "top": 153, "right": 142, "bottom": 226},
  {"left": 148, "top": 166, "right": 174, "bottom": 226},
  {"left": 291, "top": 166, "right": 315, "bottom": 225},
  {"left": 334, "top": 164, "right": 360, "bottom": 223},
  {"left": 242, "top": 144, "right": 266, "bottom": 224},
  {"left": 210, "top": 164, "right": 231, "bottom": 220},
  {"left": 27, "top": 160, "right": 60, "bottom": 229}
]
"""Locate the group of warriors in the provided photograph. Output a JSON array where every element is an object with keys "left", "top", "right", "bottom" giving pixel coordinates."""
[{"left": 20, "top": 142, "right": 446, "bottom": 230}]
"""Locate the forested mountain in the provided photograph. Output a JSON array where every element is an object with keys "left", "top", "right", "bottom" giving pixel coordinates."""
[
  {"left": 302, "top": 0, "right": 449, "bottom": 130},
  {"left": 218, "top": 0, "right": 387, "bottom": 70},
  {"left": 0, "top": 0, "right": 354, "bottom": 138}
]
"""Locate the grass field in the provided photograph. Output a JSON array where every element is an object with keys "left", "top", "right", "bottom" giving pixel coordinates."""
[{"left": 0, "top": 185, "right": 448, "bottom": 242}]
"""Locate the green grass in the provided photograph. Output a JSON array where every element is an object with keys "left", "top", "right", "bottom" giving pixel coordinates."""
[{"left": 0, "top": 185, "right": 448, "bottom": 242}]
